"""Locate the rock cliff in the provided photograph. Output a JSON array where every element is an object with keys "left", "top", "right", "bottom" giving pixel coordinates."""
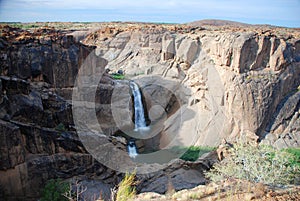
[
  {"left": 0, "top": 26, "right": 124, "bottom": 200},
  {"left": 0, "top": 23, "right": 299, "bottom": 200},
  {"left": 83, "top": 24, "right": 300, "bottom": 148}
]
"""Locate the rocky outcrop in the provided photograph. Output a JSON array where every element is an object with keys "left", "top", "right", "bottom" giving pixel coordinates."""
[
  {"left": 0, "top": 76, "right": 72, "bottom": 128},
  {"left": 0, "top": 23, "right": 299, "bottom": 200},
  {"left": 0, "top": 118, "right": 120, "bottom": 200},
  {"left": 136, "top": 151, "right": 218, "bottom": 194},
  {"left": 261, "top": 91, "right": 300, "bottom": 148},
  {"left": 0, "top": 26, "right": 94, "bottom": 88},
  {"left": 0, "top": 27, "right": 130, "bottom": 200},
  {"left": 83, "top": 26, "right": 300, "bottom": 147},
  {"left": 0, "top": 75, "right": 125, "bottom": 200}
]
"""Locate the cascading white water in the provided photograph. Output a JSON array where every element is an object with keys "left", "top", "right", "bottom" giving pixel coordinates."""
[
  {"left": 127, "top": 81, "right": 148, "bottom": 158},
  {"left": 127, "top": 141, "right": 138, "bottom": 158},
  {"left": 130, "top": 81, "right": 148, "bottom": 131}
]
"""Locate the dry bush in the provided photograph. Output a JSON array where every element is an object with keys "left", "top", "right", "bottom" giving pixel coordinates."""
[{"left": 206, "top": 142, "right": 299, "bottom": 186}]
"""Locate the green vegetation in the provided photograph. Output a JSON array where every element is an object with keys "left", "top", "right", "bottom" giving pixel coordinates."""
[
  {"left": 116, "top": 172, "right": 136, "bottom": 201},
  {"left": 0, "top": 22, "right": 101, "bottom": 30},
  {"left": 40, "top": 179, "right": 69, "bottom": 201},
  {"left": 188, "top": 193, "right": 201, "bottom": 199},
  {"left": 180, "top": 146, "right": 215, "bottom": 161},
  {"left": 206, "top": 142, "right": 299, "bottom": 186},
  {"left": 55, "top": 123, "right": 66, "bottom": 132},
  {"left": 284, "top": 147, "right": 300, "bottom": 167},
  {"left": 7, "top": 23, "right": 41, "bottom": 29},
  {"left": 111, "top": 73, "right": 126, "bottom": 80},
  {"left": 171, "top": 146, "right": 215, "bottom": 161}
]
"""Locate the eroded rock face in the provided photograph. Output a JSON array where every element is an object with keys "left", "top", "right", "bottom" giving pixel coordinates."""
[
  {"left": 0, "top": 119, "right": 121, "bottom": 200},
  {"left": 0, "top": 76, "right": 125, "bottom": 200},
  {"left": 261, "top": 91, "right": 300, "bottom": 148},
  {"left": 0, "top": 23, "right": 299, "bottom": 200},
  {"left": 0, "top": 26, "right": 94, "bottom": 88},
  {"left": 0, "top": 27, "right": 130, "bottom": 200},
  {"left": 83, "top": 26, "right": 300, "bottom": 147},
  {"left": 136, "top": 151, "right": 218, "bottom": 194}
]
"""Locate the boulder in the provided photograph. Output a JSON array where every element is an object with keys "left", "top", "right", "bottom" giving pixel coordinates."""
[
  {"left": 161, "top": 33, "right": 175, "bottom": 60},
  {"left": 136, "top": 151, "right": 218, "bottom": 194},
  {"left": 176, "top": 37, "right": 199, "bottom": 66}
]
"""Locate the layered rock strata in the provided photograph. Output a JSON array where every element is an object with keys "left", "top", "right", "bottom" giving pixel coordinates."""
[{"left": 0, "top": 23, "right": 299, "bottom": 200}]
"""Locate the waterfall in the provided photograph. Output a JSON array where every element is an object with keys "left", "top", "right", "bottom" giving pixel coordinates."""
[
  {"left": 127, "top": 141, "right": 138, "bottom": 158},
  {"left": 130, "top": 81, "right": 148, "bottom": 131}
]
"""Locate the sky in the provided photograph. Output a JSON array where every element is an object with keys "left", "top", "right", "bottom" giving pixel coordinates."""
[{"left": 0, "top": 0, "right": 299, "bottom": 27}]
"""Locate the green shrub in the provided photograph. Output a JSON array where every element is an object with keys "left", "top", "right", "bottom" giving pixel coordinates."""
[
  {"left": 55, "top": 123, "right": 66, "bottom": 132},
  {"left": 284, "top": 147, "right": 300, "bottom": 167},
  {"left": 205, "top": 142, "right": 299, "bottom": 186},
  {"left": 171, "top": 146, "right": 215, "bottom": 161},
  {"left": 111, "top": 74, "right": 125, "bottom": 80},
  {"left": 40, "top": 179, "right": 69, "bottom": 201},
  {"left": 116, "top": 172, "right": 136, "bottom": 201}
]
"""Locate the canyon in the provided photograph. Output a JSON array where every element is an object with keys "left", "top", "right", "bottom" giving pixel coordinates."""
[{"left": 0, "top": 22, "right": 299, "bottom": 200}]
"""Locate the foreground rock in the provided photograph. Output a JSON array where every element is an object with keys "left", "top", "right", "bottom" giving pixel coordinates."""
[
  {"left": 0, "top": 76, "right": 125, "bottom": 200},
  {"left": 136, "top": 179, "right": 300, "bottom": 201},
  {"left": 136, "top": 151, "right": 218, "bottom": 194}
]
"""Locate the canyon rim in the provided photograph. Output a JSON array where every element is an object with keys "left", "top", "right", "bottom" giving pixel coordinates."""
[{"left": 0, "top": 21, "right": 299, "bottom": 200}]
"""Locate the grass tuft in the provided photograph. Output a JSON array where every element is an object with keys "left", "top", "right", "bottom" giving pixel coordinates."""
[{"left": 116, "top": 172, "right": 136, "bottom": 201}]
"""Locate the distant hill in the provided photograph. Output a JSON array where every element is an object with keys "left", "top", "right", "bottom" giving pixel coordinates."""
[{"left": 187, "top": 19, "right": 251, "bottom": 27}]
